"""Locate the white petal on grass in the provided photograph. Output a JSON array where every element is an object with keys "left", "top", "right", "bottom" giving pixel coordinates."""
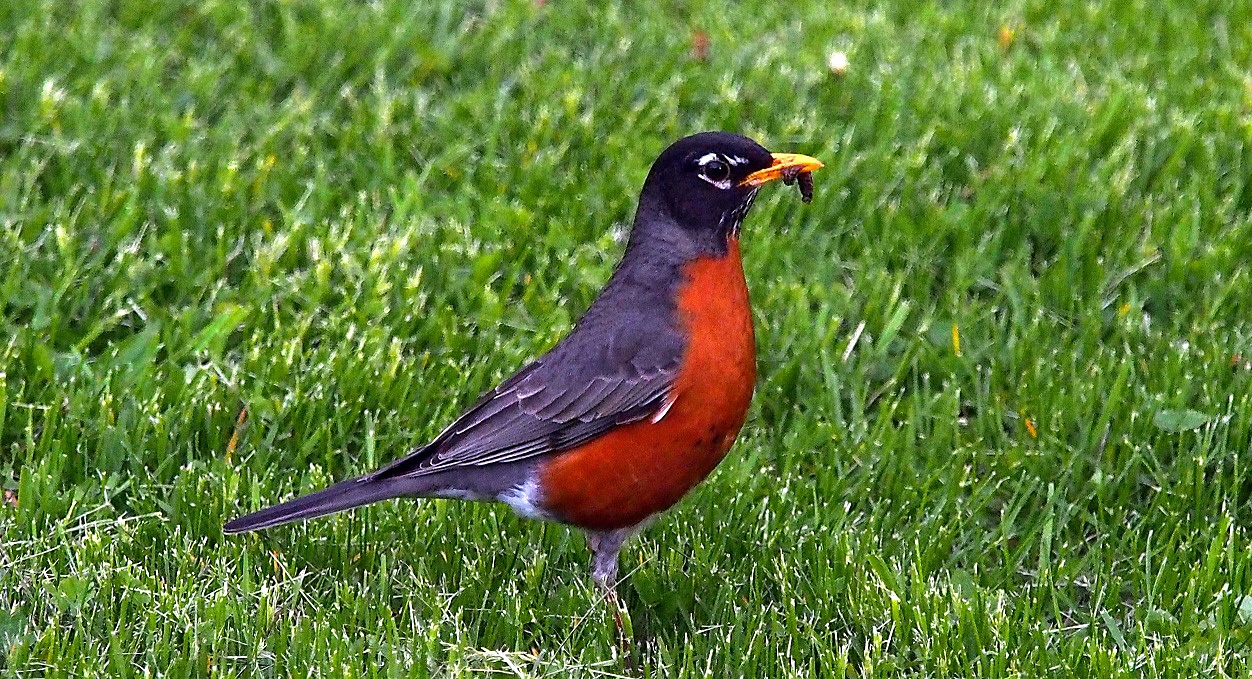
[{"left": 828, "top": 51, "right": 849, "bottom": 75}]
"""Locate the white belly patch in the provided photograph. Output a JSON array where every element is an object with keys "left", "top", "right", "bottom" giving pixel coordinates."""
[{"left": 499, "top": 475, "right": 552, "bottom": 521}]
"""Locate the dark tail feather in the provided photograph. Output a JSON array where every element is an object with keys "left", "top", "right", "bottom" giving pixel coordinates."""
[{"left": 223, "top": 475, "right": 402, "bottom": 534}]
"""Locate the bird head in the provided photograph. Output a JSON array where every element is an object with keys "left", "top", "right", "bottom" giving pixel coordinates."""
[{"left": 638, "top": 131, "right": 822, "bottom": 244}]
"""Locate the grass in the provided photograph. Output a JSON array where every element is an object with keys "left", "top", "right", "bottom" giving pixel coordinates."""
[{"left": 2, "top": 0, "right": 1252, "bottom": 675}]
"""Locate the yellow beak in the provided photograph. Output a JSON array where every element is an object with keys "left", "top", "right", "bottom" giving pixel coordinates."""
[{"left": 739, "top": 153, "right": 825, "bottom": 187}]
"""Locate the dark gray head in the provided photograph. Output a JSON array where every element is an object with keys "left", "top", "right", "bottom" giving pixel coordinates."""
[
  {"left": 632, "top": 132, "right": 823, "bottom": 254},
  {"left": 639, "top": 132, "right": 773, "bottom": 238}
]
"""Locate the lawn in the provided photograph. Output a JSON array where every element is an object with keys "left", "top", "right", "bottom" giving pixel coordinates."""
[{"left": 3, "top": 0, "right": 1252, "bottom": 675}]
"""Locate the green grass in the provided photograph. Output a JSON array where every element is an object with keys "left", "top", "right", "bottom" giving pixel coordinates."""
[{"left": 3, "top": 0, "right": 1252, "bottom": 675}]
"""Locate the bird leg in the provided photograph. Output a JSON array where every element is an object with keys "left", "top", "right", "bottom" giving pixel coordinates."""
[{"left": 587, "top": 528, "right": 632, "bottom": 650}]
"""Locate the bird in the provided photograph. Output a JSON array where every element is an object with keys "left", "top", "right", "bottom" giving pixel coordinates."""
[{"left": 224, "top": 131, "right": 822, "bottom": 595}]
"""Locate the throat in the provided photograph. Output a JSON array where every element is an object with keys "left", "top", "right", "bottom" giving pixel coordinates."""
[
  {"left": 626, "top": 194, "right": 754, "bottom": 263},
  {"left": 722, "top": 189, "right": 759, "bottom": 240}
]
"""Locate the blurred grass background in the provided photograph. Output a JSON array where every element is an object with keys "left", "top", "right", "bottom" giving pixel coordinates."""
[{"left": 2, "top": 0, "right": 1252, "bottom": 675}]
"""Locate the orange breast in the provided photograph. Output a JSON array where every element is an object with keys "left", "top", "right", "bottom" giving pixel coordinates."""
[{"left": 538, "top": 239, "right": 757, "bottom": 530}]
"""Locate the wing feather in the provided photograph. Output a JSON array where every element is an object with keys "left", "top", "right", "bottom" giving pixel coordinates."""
[{"left": 369, "top": 335, "right": 680, "bottom": 479}]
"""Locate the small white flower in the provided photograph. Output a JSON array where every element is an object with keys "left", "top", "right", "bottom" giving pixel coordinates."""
[{"left": 827, "top": 51, "right": 849, "bottom": 75}]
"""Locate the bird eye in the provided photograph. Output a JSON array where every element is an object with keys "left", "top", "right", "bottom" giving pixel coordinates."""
[{"left": 700, "top": 157, "right": 731, "bottom": 183}]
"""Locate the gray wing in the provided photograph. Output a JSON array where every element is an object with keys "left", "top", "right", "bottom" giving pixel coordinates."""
[{"left": 369, "top": 319, "right": 681, "bottom": 480}]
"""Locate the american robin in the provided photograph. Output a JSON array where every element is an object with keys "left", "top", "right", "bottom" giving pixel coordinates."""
[{"left": 224, "top": 131, "right": 822, "bottom": 592}]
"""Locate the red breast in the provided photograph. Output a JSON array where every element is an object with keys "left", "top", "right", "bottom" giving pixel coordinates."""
[{"left": 537, "top": 239, "right": 756, "bottom": 530}]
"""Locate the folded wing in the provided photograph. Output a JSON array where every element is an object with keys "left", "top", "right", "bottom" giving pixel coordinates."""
[{"left": 370, "top": 323, "right": 681, "bottom": 480}]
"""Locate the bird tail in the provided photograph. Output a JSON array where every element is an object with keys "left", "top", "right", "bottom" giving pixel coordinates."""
[{"left": 223, "top": 475, "right": 402, "bottom": 534}]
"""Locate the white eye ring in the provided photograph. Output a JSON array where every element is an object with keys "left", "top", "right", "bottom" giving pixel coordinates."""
[{"left": 695, "top": 153, "right": 733, "bottom": 189}]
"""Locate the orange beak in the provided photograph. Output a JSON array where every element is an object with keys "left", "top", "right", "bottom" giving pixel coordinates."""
[{"left": 739, "top": 153, "right": 824, "bottom": 187}]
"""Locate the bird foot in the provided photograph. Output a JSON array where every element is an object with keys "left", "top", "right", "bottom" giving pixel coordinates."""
[{"left": 587, "top": 528, "right": 636, "bottom": 667}]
